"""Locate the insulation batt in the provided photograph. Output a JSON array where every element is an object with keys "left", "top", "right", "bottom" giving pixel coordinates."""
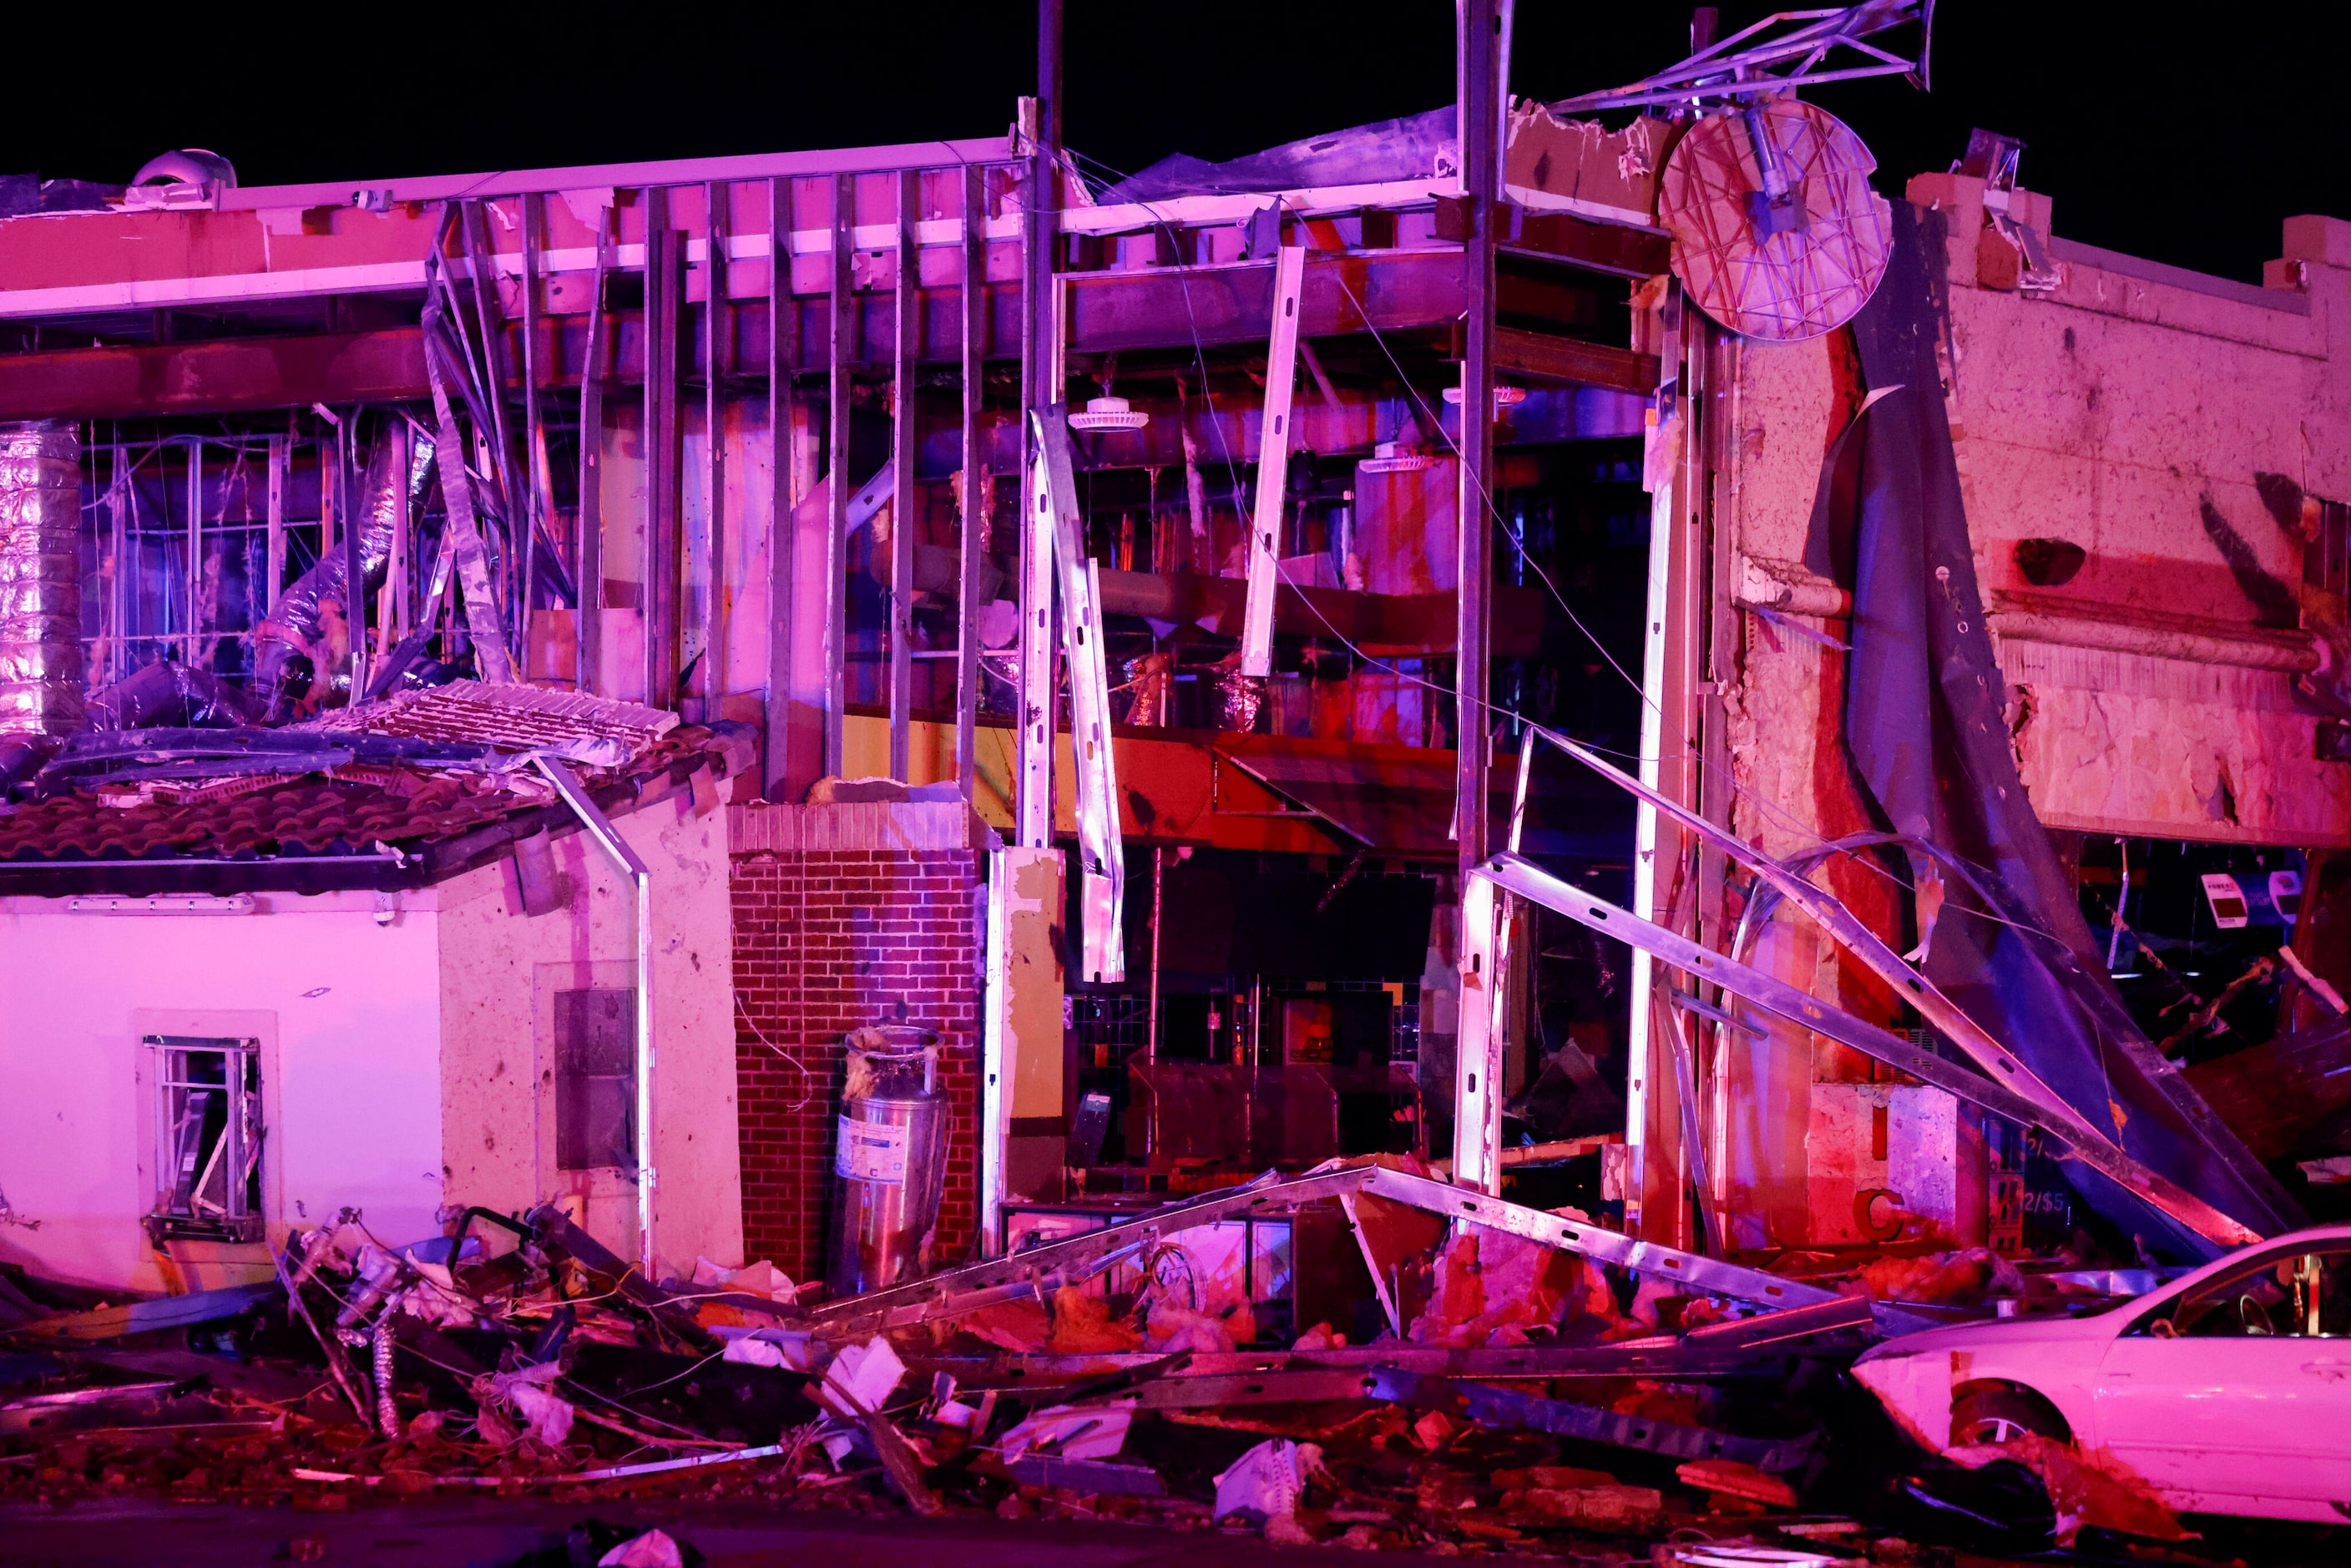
[
  {"left": 1407, "top": 1225, "right": 1620, "bottom": 1346},
  {"left": 1045, "top": 1283, "right": 1141, "bottom": 1353},
  {"left": 1142, "top": 1301, "right": 1253, "bottom": 1353}
]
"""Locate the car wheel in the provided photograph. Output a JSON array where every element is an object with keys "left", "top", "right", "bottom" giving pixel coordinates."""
[{"left": 1950, "top": 1387, "right": 2068, "bottom": 1447}]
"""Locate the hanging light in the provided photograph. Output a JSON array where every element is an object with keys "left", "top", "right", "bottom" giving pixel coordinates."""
[
  {"left": 1440, "top": 383, "right": 1528, "bottom": 408},
  {"left": 1068, "top": 395, "right": 1150, "bottom": 432},
  {"left": 1359, "top": 441, "right": 1436, "bottom": 474}
]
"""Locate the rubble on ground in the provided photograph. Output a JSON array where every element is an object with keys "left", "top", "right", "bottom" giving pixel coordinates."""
[{"left": 1, "top": 1165, "right": 2213, "bottom": 1561}]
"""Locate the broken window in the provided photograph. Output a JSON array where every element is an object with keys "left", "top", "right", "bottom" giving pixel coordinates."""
[
  {"left": 145, "top": 1035, "right": 263, "bottom": 1244},
  {"left": 554, "top": 989, "right": 635, "bottom": 1171}
]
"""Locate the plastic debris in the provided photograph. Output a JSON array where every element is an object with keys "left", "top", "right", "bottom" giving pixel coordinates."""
[
  {"left": 815, "top": 1337, "right": 904, "bottom": 1421},
  {"left": 1211, "top": 1438, "right": 1327, "bottom": 1527},
  {"left": 694, "top": 1257, "right": 799, "bottom": 1304},
  {"left": 598, "top": 1528, "right": 685, "bottom": 1568},
  {"left": 479, "top": 1361, "right": 575, "bottom": 1449},
  {"left": 996, "top": 1398, "right": 1135, "bottom": 1461}
]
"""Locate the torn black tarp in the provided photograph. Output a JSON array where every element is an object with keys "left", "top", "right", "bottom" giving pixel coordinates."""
[
  {"left": 1812, "top": 204, "right": 2299, "bottom": 1256},
  {"left": 1097, "top": 109, "right": 1458, "bottom": 204}
]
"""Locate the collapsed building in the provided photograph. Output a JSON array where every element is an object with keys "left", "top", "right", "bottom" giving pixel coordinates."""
[{"left": 3, "top": 1, "right": 2350, "bottom": 1545}]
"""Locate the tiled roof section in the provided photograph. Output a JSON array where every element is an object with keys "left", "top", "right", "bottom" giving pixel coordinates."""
[
  {"left": 295, "top": 681, "right": 676, "bottom": 766},
  {"left": 0, "top": 771, "right": 520, "bottom": 862},
  {"left": 0, "top": 723, "right": 738, "bottom": 882}
]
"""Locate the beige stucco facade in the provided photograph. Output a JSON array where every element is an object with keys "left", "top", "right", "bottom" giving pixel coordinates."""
[{"left": 1701, "top": 196, "right": 2351, "bottom": 1249}]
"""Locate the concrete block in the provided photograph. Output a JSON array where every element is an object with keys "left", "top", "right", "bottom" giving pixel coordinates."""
[
  {"left": 1803, "top": 1081, "right": 1986, "bottom": 1247},
  {"left": 1805, "top": 1082, "right": 1893, "bottom": 1246},
  {"left": 2283, "top": 214, "right": 2351, "bottom": 269}
]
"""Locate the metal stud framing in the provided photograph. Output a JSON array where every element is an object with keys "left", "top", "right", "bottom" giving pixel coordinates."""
[
  {"left": 824, "top": 172, "right": 853, "bottom": 781},
  {"left": 888, "top": 169, "right": 918, "bottom": 780},
  {"left": 1239, "top": 242, "right": 1306, "bottom": 680},
  {"left": 576, "top": 203, "right": 609, "bottom": 695},
  {"left": 705, "top": 180, "right": 729, "bottom": 709},
  {"left": 764, "top": 175, "right": 795, "bottom": 796},
  {"left": 956, "top": 164, "right": 987, "bottom": 800},
  {"left": 1450, "top": 0, "right": 1504, "bottom": 1191},
  {"left": 520, "top": 191, "right": 546, "bottom": 649},
  {"left": 643, "top": 187, "right": 683, "bottom": 710}
]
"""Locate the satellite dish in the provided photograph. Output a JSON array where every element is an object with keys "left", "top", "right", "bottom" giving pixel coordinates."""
[{"left": 1656, "top": 99, "right": 1892, "bottom": 342}]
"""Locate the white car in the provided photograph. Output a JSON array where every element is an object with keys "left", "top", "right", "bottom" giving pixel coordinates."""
[{"left": 1853, "top": 1224, "right": 2351, "bottom": 1525}]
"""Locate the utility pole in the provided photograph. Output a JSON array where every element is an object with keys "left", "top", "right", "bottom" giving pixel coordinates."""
[
  {"left": 1450, "top": 0, "right": 1505, "bottom": 1191},
  {"left": 983, "top": 0, "right": 1072, "bottom": 1254}
]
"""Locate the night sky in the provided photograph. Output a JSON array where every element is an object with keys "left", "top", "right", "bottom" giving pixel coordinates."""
[{"left": 2, "top": 4, "right": 2338, "bottom": 285}]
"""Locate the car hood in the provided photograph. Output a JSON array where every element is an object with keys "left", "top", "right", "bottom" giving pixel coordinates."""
[{"left": 1856, "top": 1309, "right": 2122, "bottom": 1363}]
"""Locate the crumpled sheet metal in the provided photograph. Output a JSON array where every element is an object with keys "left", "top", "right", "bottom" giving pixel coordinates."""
[
  {"left": 1098, "top": 106, "right": 1457, "bottom": 203},
  {"left": 813, "top": 1159, "right": 1915, "bottom": 1348},
  {"left": 250, "top": 418, "right": 426, "bottom": 721},
  {"left": 1034, "top": 410, "right": 1126, "bottom": 984},
  {"left": 1475, "top": 842, "right": 2260, "bottom": 1252},
  {"left": 1372, "top": 1366, "right": 1815, "bottom": 1474},
  {"left": 0, "top": 422, "right": 84, "bottom": 738}
]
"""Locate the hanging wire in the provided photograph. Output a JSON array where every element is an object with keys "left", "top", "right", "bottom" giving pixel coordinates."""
[{"left": 1062, "top": 157, "right": 2095, "bottom": 986}]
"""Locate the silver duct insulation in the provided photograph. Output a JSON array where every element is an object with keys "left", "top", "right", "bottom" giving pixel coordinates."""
[
  {"left": 85, "top": 660, "right": 251, "bottom": 731},
  {"left": 0, "top": 422, "right": 85, "bottom": 738},
  {"left": 250, "top": 419, "right": 426, "bottom": 720}
]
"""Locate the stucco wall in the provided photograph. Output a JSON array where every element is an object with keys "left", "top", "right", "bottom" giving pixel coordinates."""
[
  {"left": 0, "top": 787, "right": 741, "bottom": 1297},
  {"left": 0, "top": 890, "right": 444, "bottom": 1293},
  {"left": 1732, "top": 204, "right": 2351, "bottom": 851},
  {"left": 435, "top": 786, "right": 742, "bottom": 1284},
  {"left": 1958, "top": 221, "right": 2351, "bottom": 845}
]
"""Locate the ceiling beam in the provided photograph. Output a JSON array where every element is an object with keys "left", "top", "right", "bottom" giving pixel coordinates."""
[{"left": 0, "top": 251, "right": 1651, "bottom": 422}]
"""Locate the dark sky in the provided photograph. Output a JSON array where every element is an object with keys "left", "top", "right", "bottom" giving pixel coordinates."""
[{"left": 3, "top": 4, "right": 2339, "bottom": 284}]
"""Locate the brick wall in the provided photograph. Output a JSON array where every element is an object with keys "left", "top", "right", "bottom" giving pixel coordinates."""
[{"left": 729, "top": 802, "right": 984, "bottom": 1287}]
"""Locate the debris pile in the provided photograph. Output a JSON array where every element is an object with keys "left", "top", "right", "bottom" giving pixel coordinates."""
[{"left": 2, "top": 1161, "right": 2193, "bottom": 1557}]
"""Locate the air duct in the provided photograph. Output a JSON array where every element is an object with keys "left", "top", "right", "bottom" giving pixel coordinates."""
[
  {"left": 250, "top": 418, "right": 428, "bottom": 721},
  {"left": 0, "top": 421, "right": 85, "bottom": 739}
]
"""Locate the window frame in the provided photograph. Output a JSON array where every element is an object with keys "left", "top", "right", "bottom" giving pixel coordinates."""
[
  {"left": 2126, "top": 1242, "right": 2351, "bottom": 1340},
  {"left": 552, "top": 988, "right": 638, "bottom": 1173},
  {"left": 143, "top": 1034, "right": 265, "bottom": 1245}
]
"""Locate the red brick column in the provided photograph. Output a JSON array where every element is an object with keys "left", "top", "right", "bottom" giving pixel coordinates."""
[{"left": 729, "top": 803, "right": 983, "bottom": 1288}]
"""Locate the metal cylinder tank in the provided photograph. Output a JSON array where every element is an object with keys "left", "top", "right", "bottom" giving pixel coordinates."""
[
  {"left": 0, "top": 422, "right": 83, "bottom": 738},
  {"left": 827, "top": 1026, "right": 948, "bottom": 1297}
]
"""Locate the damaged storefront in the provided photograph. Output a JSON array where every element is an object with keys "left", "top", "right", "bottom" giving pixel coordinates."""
[{"left": 4, "top": 3, "right": 2351, "bottom": 1559}]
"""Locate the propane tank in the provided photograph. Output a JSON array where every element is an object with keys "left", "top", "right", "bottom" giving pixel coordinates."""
[{"left": 827, "top": 1025, "right": 948, "bottom": 1296}]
